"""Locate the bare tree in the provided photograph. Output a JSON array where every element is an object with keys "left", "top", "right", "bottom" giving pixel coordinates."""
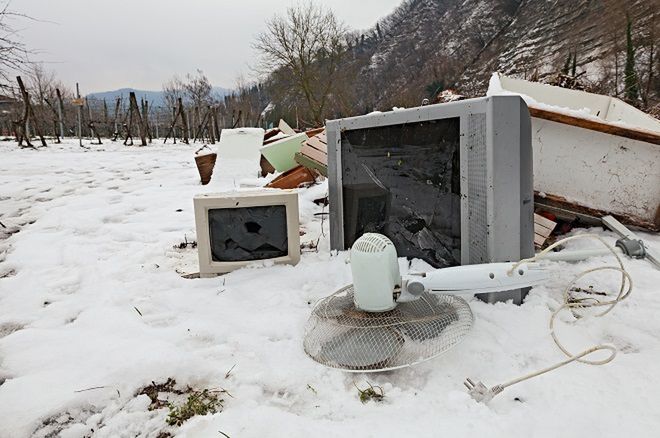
[
  {"left": 163, "top": 75, "right": 185, "bottom": 109},
  {"left": 26, "top": 63, "right": 56, "bottom": 104},
  {"left": 0, "top": 2, "right": 31, "bottom": 90},
  {"left": 183, "top": 69, "right": 213, "bottom": 107},
  {"left": 254, "top": 2, "right": 348, "bottom": 126}
]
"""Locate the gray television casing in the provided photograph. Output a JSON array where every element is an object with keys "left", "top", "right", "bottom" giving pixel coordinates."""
[{"left": 327, "top": 95, "right": 534, "bottom": 304}]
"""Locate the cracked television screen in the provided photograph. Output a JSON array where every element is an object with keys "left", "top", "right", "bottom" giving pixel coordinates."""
[
  {"left": 341, "top": 118, "right": 461, "bottom": 268},
  {"left": 208, "top": 205, "right": 289, "bottom": 262}
]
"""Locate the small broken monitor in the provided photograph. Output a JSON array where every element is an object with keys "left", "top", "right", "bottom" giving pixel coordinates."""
[{"left": 194, "top": 190, "right": 301, "bottom": 277}]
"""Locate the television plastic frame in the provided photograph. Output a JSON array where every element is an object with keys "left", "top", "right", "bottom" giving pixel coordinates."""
[
  {"left": 194, "top": 190, "right": 301, "bottom": 277},
  {"left": 326, "top": 95, "right": 534, "bottom": 304}
]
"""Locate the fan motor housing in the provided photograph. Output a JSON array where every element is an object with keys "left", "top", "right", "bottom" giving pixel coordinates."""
[{"left": 350, "top": 233, "right": 401, "bottom": 312}]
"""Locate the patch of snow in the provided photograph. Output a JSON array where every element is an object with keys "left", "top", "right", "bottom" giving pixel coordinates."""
[{"left": 0, "top": 139, "right": 659, "bottom": 437}]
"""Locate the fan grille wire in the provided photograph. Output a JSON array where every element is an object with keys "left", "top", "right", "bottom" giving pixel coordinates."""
[{"left": 304, "top": 285, "right": 473, "bottom": 372}]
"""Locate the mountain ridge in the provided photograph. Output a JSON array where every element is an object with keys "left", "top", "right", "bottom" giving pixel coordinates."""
[{"left": 87, "top": 86, "right": 231, "bottom": 107}]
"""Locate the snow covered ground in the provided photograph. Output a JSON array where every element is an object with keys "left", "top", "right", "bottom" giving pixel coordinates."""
[{"left": 1, "top": 139, "right": 660, "bottom": 437}]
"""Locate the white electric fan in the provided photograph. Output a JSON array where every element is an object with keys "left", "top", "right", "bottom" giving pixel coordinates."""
[
  {"left": 303, "top": 233, "right": 549, "bottom": 372},
  {"left": 303, "top": 232, "right": 632, "bottom": 402}
]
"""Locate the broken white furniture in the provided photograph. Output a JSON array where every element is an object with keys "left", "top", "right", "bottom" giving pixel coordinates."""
[
  {"left": 216, "top": 128, "right": 265, "bottom": 176},
  {"left": 260, "top": 132, "right": 307, "bottom": 173},
  {"left": 491, "top": 74, "right": 660, "bottom": 231}
]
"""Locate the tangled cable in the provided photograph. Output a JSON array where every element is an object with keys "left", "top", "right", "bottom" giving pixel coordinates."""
[{"left": 465, "top": 234, "right": 633, "bottom": 403}]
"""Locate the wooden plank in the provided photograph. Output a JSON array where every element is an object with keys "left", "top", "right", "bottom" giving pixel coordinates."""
[
  {"left": 534, "top": 233, "right": 546, "bottom": 247},
  {"left": 535, "top": 192, "right": 659, "bottom": 232},
  {"left": 295, "top": 152, "right": 327, "bottom": 177},
  {"left": 263, "top": 128, "right": 281, "bottom": 141},
  {"left": 535, "top": 225, "right": 553, "bottom": 238},
  {"left": 305, "top": 127, "right": 325, "bottom": 138},
  {"left": 260, "top": 155, "right": 275, "bottom": 177},
  {"left": 266, "top": 165, "right": 316, "bottom": 189},
  {"left": 305, "top": 136, "right": 327, "bottom": 153},
  {"left": 300, "top": 145, "right": 327, "bottom": 165},
  {"left": 534, "top": 213, "right": 556, "bottom": 230},
  {"left": 278, "top": 119, "right": 296, "bottom": 135},
  {"left": 528, "top": 106, "right": 660, "bottom": 146},
  {"left": 263, "top": 133, "right": 292, "bottom": 146},
  {"left": 533, "top": 213, "right": 556, "bottom": 248}
]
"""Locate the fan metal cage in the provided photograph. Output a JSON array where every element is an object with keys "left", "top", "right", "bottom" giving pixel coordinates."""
[{"left": 304, "top": 285, "right": 474, "bottom": 372}]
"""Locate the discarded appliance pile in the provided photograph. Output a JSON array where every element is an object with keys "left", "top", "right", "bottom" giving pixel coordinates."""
[
  {"left": 187, "top": 92, "right": 659, "bottom": 404},
  {"left": 189, "top": 118, "right": 326, "bottom": 277},
  {"left": 193, "top": 118, "right": 328, "bottom": 191}
]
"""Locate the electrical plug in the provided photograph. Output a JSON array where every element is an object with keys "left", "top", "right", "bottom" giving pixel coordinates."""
[{"left": 464, "top": 378, "right": 503, "bottom": 404}]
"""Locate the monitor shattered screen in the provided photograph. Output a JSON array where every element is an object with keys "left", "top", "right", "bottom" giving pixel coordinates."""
[
  {"left": 341, "top": 118, "right": 461, "bottom": 268},
  {"left": 208, "top": 205, "right": 289, "bottom": 262}
]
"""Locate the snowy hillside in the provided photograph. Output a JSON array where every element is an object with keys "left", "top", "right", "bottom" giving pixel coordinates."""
[
  {"left": 350, "top": 0, "right": 658, "bottom": 107},
  {"left": 1, "top": 141, "right": 660, "bottom": 437}
]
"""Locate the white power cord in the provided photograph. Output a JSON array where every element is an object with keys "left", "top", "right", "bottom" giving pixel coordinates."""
[{"left": 465, "top": 234, "right": 633, "bottom": 403}]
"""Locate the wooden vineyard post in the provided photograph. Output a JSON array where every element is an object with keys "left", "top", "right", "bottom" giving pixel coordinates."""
[
  {"left": 141, "top": 99, "right": 152, "bottom": 143},
  {"left": 193, "top": 109, "right": 210, "bottom": 143},
  {"left": 212, "top": 106, "right": 220, "bottom": 141},
  {"left": 43, "top": 96, "right": 62, "bottom": 143},
  {"left": 155, "top": 111, "right": 160, "bottom": 139},
  {"left": 163, "top": 97, "right": 189, "bottom": 145},
  {"left": 171, "top": 106, "right": 177, "bottom": 143},
  {"left": 16, "top": 76, "right": 47, "bottom": 147},
  {"left": 124, "top": 92, "right": 146, "bottom": 146},
  {"left": 112, "top": 97, "right": 121, "bottom": 140},
  {"left": 16, "top": 76, "right": 32, "bottom": 147},
  {"left": 208, "top": 106, "right": 216, "bottom": 144},
  {"left": 76, "top": 83, "right": 83, "bottom": 147},
  {"left": 102, "top": 98, "right": 109, "bottom": 136},
  {"left": 86, "top": 99, "right": 102, "bottom": 144},
  {"left": 124, "top": 94, "right": 134, "bottom": 145},
  {"left": 56, "top": 88, "right": 65, "bottom": 139}
]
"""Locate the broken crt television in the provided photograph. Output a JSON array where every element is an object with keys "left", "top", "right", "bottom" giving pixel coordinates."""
[
  {"left": 194, "top": 190, "right": 301, "bottom": 277},
  {"left": 327, "top": 96, "right": 534, "bottom": 304}
]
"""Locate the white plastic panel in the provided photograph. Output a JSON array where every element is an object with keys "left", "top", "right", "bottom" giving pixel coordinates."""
[{"left": 216, "top": 128, "right": 265, "bottom": 175}]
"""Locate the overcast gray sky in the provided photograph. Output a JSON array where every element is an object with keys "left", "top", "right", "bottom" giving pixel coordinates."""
[{"left": 13, "top": 0, "right": 401, "bottom": 93}]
